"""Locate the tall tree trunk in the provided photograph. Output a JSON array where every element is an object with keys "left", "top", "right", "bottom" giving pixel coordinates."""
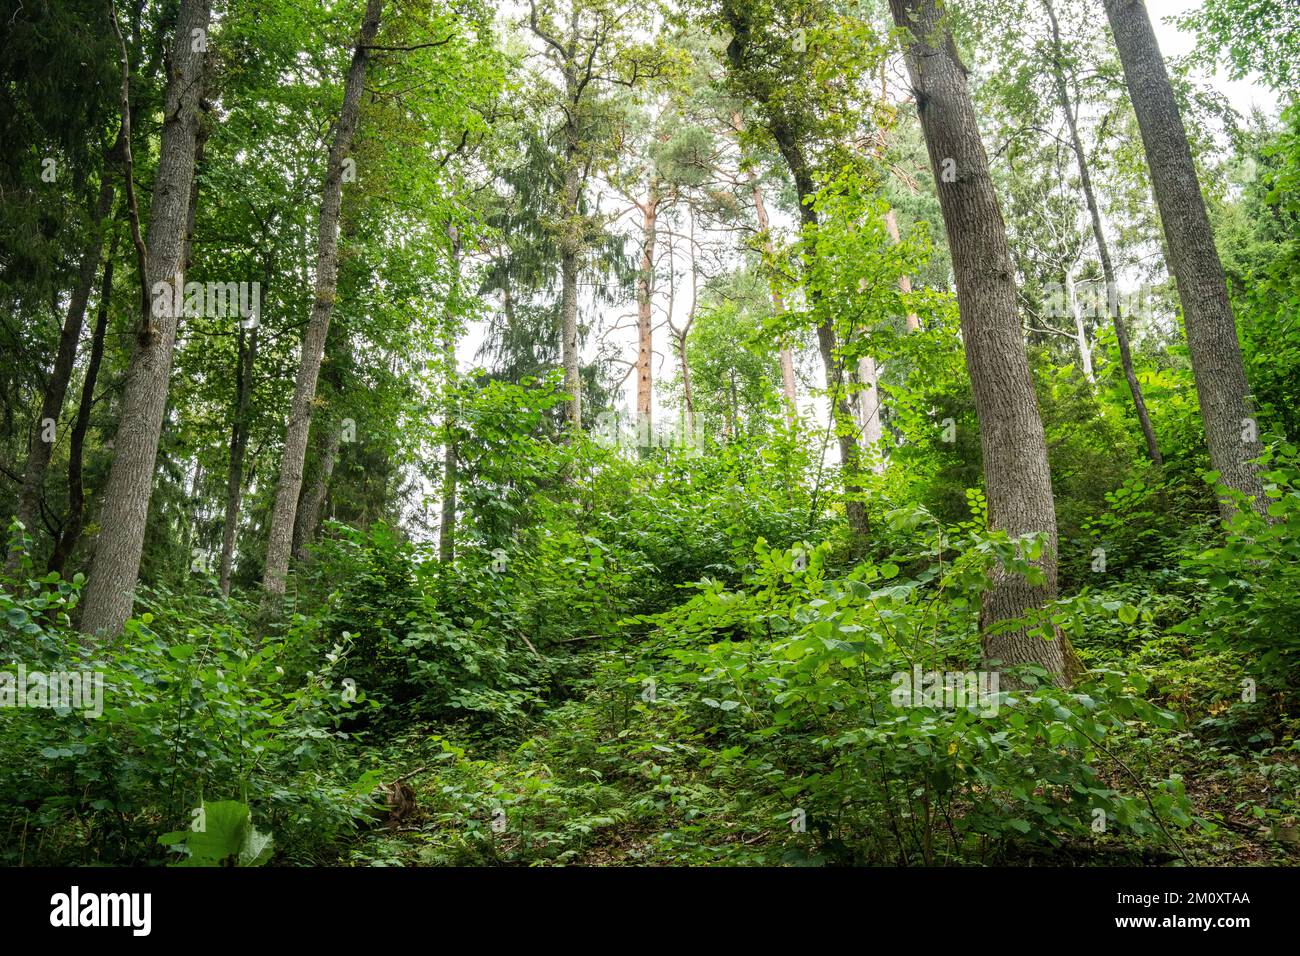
[
  {"left": 776, "top": 130, "right": 869, "bottom": 538},
  {"left": 890, "top": 0, "right": 1080, "bottom": 686},
  {"left": 217, "top": 320, "right": 258, "bottom": 595},
  {"left": 292, "top": 420, "right": 342, "bottom": 561},
  {"left": 674, "top": 329, "right": 696, "bottom": 435},
  {"left": 856, "top": 354, "right": 885, "bottom": 474},
  {"left": 7, "top": 176, "right": 116, "bottom": 571},
  {"left": 720, "top": 13, "right": 869, "bottom": 539},
  {"left": 439, "top": 224, "right": 461, "bottom": 564},
  {"left": 560, "top": 102, "right": 583, "bottom": 429},
  {"left": 1046, "top": 0, "right": 1160, "bottom": 465},
  {"left": 260, "top": 0, "right": 383, "bottom": 604},
  {"left": 1104, "top": 0, "right": 1261, "bottom": 514},
  {"left": 635, "top": 186, "right": 659, "bottom": 436},
  {"left": 883, "top": 208, "right": 921, "bottom": 332},
  {"left": 79, "top": 0, "right": 213, "bottom": 638},
  {"left": 48, "top": 236, "right": 116, "bottom": 577}
]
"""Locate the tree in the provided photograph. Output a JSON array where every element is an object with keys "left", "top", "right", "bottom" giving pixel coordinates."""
[
  {"left": 525, "top": 0, "right": 663, "bottom": 429},
  {"left": 5, "top": 172, "right": 115, "bottom": 571},
  {"left": 260, "top": 0, "right": 384, "bottom": 606},
  {"left": 889, "top": 0, "right": 1080, "bottom": 684},
  {"left": 78, "top": 0, "right": 213, "bottom": 638},
  {"left": 1104, "top": 0, "right": 1264, "bottom": 519},
  {"left": 47, "top": 232, "right": 117, "bottom": 577},
  {"left": 711, "top": 0, "right": 882, "bottom": 540},
  {"left": 1043, "top": 0, "right": 1161, "bottom": 465},
  {"left": 439, "top": 224, "right": 462, "bottom": 563}
]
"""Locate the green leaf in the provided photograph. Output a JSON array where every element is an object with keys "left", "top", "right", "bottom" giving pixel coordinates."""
[{"left": 159, "top": 801, "right": 274, "bottom": 867}]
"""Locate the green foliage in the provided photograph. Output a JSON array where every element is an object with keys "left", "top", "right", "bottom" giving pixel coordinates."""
[
  {"left": 0, "top": 576, "right": 373, "bottom": 865},
  {"left": 159, "top": 800, "right": 274, "bottom": 867},
  {"left": 1178, "top": 445, "right": 1300, "bottom": 697}
]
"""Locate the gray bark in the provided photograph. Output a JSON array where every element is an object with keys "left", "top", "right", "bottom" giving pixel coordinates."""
[
  {"left": 292, "top": 420, "right": 342, "bottom": 561},
  {"left": 1104, "top": 0, "right": 1262, "bottom": 513},
  {"left": 890, "top": 0, "right": 1080, "bottom": 685},
  {"left": 261, "top": 0, "right": 383, "bottom": 603},
  {"left": 79, "top": 0, "right": 213, "bottom": 638},
  {"left": 560, "top": 107, "right": 583, "bottom": 429},
  {"left": 856, "top": 354, "right": 885, "bottom": 474}
]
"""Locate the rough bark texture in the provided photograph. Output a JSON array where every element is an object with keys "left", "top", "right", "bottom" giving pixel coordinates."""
[
  {"left": 1046, "top": 0, "right": 1160, "bottom": 465},
  {"left": 1104, "top": 0, "right": 1262, "bottom": 514},
  {"left": 218, "top": 322, "right": 257, "bottom": 595},
  {"left": 891, "top": 0, "right": 1079, "bottom": 685},
  {"left": 79, "top": 0, "right": 212, "bottom": 638},
  {"left": 48, "top": 239, "right": 115, "bottom": 577},
  {"left": 292, "top": 420, "right": 342, "bottom": 561},
  {"left": 260, "top": 0, "right": 383, "bottom": 604},
  {"left": 7, "top": 176, "right": 116, "bottom": 570}
]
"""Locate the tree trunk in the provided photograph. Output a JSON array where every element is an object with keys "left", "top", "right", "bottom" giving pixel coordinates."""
[
  {"left": 261, "top": 0, "right": 383, "bottom": 604},
  {"left": 883, "top": 207, "right": 921, "bottom": 332},
  {"left": 890, "top": 0, "right": 1080, "bottom": 685},
  {"left": 292, "top": 420, "right": 342, "bottom": 561},
  {"left": 560, "top": 97, "right": 583, "bottom": 430},
  {"left": 675, "top": 330, "right": 696, "bottom": 435},
  {"left": 7, "top": 176, "right": 115, "bottom": 571},
  {"left": 1046, "top": 0, "right": 1160, "bottom": 465},
  {"left": 439, "top": 224, "right": 461, "bottom": 564},
  {"left": 635, "top": 186, "right": 659, "bottom": 437},
  {"left": 79, "top": 0, "right": 212, "bottom": 638},
  {"left": 1104, "top": 0, "right": 1261, "bottom": 513},
  {"left": 755, "top": 112, "right": 868, "bottom": 538},
  {"left": 48, "top": 236, "right": 116, "bottom": 577},
  {"left": 218, "top": 320, "right": 257, "bottom": 595},
  {"left": 856, "top": 354, "right": 885, "bottom": 474}
]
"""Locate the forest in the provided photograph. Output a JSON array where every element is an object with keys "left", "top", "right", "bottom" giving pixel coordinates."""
[{"left": 0, "top": 0, "right": 1296, "bottom": 873}]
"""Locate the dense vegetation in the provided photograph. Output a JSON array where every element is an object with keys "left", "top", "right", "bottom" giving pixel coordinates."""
[{"left": 0, "top": 0, "right": 1297, "bottom": 868}]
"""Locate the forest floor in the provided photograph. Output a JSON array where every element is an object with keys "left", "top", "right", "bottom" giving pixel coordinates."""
[{"left": 343, "top": 708, "right": 1300, "bottom": 867}]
